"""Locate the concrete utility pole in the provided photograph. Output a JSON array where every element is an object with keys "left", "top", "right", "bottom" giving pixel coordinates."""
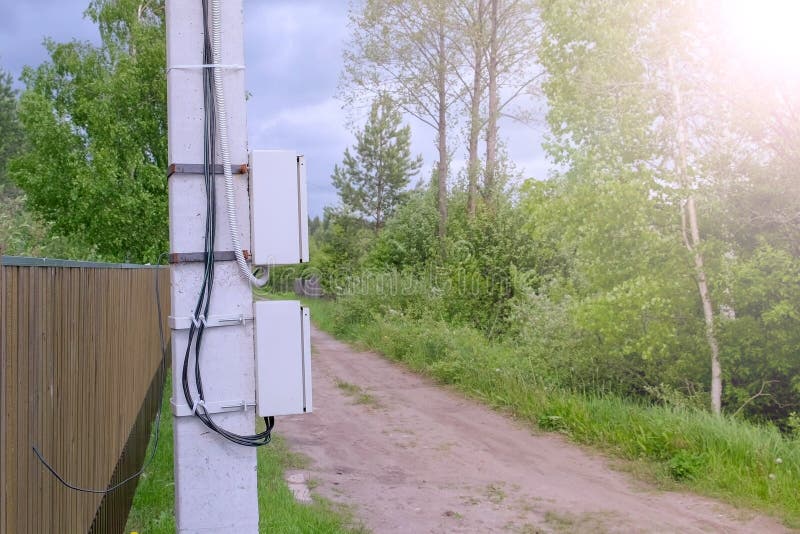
[{"left": 166, "top": 1, "right": 259, "bottom": 532}]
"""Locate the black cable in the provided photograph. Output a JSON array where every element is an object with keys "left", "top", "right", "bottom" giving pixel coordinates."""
[
  {"left": 177, "top": 0, "right": 274, "bottom": 447},
  {"left": 32, "top": 252, "right": 171, "bottom": 494}
]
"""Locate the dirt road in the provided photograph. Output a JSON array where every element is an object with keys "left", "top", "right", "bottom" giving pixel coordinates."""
[{"left": 277, "top": 327, "right": 789, "bottom": 533}]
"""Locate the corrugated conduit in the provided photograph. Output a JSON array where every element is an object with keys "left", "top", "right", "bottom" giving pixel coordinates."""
[{"left": 210, "top": 0, "right": 267, "bottom": 287}]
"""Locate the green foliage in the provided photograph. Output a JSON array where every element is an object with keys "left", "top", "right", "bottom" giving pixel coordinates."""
[
  {"left": 9, "top": 0, "right": 167, "bottom": 262},
  {"left": 331, "top": 94, "right": 422, "bottom": 232},
  {"left": 717, "top": 245, "right": 800, "bottom": 424},
  {"left": 321, "top": 0, "right": 800, "bottom": 428},
  {"left": 437, "top": 194, "right": 533, "bottom": 331},
  {"left": 313, "top": 1, "right": 800, "bottom": 525},
  {"left": 0, "top": 65, "right": 95, "bottom": 259},
  {"left": 530, "top": 0, "right": 800, "bottom": 421},
  {"left": 0, "top": 66, "right": 23, "bottom": 187},
  {"left": 315, "top": 209, "right": 375, "bottom": 285},
  {"left": 366, "top": 189, "right": 438, "bottom": 271},
  {"left": 0, "top": 186, "right": 99, "bottom": 259},
  {"left": 668, "top": 451, "right": 705, "bottom": 481},
  {"left": 125, "top": 377, "right": 177, "bottom": 533},
  {"left": 787, "top": 413, "right": 800, "bottom": 440}
]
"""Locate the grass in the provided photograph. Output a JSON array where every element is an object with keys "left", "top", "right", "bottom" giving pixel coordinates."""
[
  {"left": 543, "top": 510, "right": 617, "bottom": 533},
  {"left": 335, "top": 379, "right": 383, "bottom": 409},
  {"left": 125, "top": 376, "right": 367, "bottom": 533},
  {"left": 305, "top": 297, "right": 800, "bottom": 528},
  {"left": 124, "top": 380, "right": 176, "bottom": 533}
]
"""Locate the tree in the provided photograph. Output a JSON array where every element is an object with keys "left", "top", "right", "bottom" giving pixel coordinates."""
[
  {"left": 537, "top": 0, "right": 727, "bottom": 411},
  {"left": 343, "top": 0, "right": 460, "bottom": 252},
  {"left": 332, "top": 94, "right": 422, "bottom": 232},
  {"left": 0, "top": 66, "right": 23, "bottom": 188},
  {"left": 9, "top": 0, "right": 166, "bottom": 262},
  {"left": 450, "top": 0, "right": 539, "bottom": 215},
  {"left": 536, "top": 0, "right": 800, "bottom": 418},
  {"left": 483, "top": 0, "right": 539, "bottom": 200},
  {"left": 452, "top": 0, "right": 487, "bottom": 217},
  {"left": 668, "top": 56, "right": 722, "bottom": 414}
]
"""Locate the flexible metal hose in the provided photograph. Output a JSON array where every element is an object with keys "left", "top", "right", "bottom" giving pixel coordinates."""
[{"left": 210, "top": 0, "right": 267, "bottom": 287}]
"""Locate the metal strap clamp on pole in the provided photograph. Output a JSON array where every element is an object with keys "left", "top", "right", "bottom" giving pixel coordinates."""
[
  {"left": 169, "top": 313, "right": 253, "bottom": 330},
  {"left": 171, "top": 398, "right": 257, "bottom": 417}
]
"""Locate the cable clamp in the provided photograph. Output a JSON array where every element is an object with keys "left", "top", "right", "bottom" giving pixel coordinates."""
[
  {"left": 172, "top": 397, "right": 256, "bottom": 416},
  {"left": 169, "top": 313, "right": 252, "bottom": 330},
  {"left": 191, "top": 314, "right": 206, "bottom": 329},
  {"left": 191, "top": 399, "right": 205, "bottom": 415},
  {"left": 167, "top": 63, "right": 245, "bottom": 72}
]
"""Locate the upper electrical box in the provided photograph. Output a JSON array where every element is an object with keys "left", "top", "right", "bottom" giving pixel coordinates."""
[{"left": 248, "top": 150, "right": 309, "bottom": 266}]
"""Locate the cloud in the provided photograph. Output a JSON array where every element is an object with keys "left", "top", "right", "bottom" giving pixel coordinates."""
[
  {"left": 253, "top": 97, "right": 347, "bottom": 141},
  {"left": 1, "top": 0, "right": 99, "bottom": 86},
  {"left": 4, "top": 0, "right": 553, "bottom": 217},
  {"left": 249, "top": 96, "right": 353, "bottom": 215}
]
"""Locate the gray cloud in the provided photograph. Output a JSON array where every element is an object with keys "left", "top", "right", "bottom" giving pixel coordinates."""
[
  {"left": 2, "top": 0, "right": 549, "bottom": 217},
  {"left": 2, "top": 1, "right": 99, "bottom": 84}
]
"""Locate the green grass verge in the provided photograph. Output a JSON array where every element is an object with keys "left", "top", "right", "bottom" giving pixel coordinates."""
[
  {"left": 124, "top": 378, "right": 176, "bottom": 533},
  {"left": 125, "top": 376, "right": 367, "bottom": 533},
  {"left": 305, "top": 298, "right": 800, "bottom": 528}
]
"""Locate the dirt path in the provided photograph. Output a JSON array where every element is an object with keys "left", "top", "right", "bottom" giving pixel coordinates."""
[{"left": 276, "top": 327, "right": 789, "bottom": 533}]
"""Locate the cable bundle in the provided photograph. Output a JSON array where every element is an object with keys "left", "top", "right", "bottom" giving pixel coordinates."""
[{"left": 179, "top": 0, "right": 274, "bottom": 447}]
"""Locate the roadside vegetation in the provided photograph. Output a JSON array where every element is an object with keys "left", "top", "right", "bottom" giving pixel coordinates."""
[
  {"left": 306, "top": 296, "right": 800, "bottom": 526},
  {"left": 271, "top": 1, "right": 800, "bottom": 525},
  {"left": 126, "top": 377, "right": 368, "bottom": 534}
]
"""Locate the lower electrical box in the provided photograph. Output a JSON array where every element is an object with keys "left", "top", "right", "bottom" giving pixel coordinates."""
[{"left": 254, "top": 300, "right": 312, "bottom": 417}]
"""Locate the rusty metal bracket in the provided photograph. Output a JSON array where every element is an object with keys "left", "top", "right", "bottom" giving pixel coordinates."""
[{"left": 167, "top": 163, "right": 248, "bottom": 178}]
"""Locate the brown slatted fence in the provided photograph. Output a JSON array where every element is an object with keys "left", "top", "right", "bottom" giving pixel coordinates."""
[{"left": 0, "top": 256, "right": 169, "bottom": 534}]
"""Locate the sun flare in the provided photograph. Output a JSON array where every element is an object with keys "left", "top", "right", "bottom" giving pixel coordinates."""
[{"left": 721, "top": 0, "right": 800, "bottom": 73}]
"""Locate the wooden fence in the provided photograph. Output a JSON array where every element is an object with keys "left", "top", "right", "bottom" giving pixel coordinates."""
[{"left": 0, "top": 256, "right": 169, "bottom": 534}]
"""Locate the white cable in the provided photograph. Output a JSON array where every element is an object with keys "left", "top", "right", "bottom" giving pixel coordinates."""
[{"left": 209, "top": 0, "right": 267, "bottom": 287}]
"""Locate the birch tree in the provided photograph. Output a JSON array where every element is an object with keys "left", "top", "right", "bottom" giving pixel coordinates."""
[
  {"left": 452, "top": 0, "right": 540, "bottom": 216},
  {"left": 538, "top": 0, "right": 728, "bottom": 413},
  {"left": 452, "top": 0, "right": 487, "bottom": 217}
]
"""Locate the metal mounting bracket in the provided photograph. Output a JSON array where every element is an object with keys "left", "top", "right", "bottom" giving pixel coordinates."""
[
  {"left": 169, "top": 250, "right": 251, "bottom": 264},
  {"left": 169, "top": 313, "right": 254, "bottom": 330},
  {"left": 171, "top": 397, "right": 257, "bottom": 417},
  {"left": 167, "top": 163, "right": 248, "bottom": 178}
]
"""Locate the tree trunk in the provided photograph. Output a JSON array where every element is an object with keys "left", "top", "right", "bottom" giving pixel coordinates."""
[
  {"left": 436, "top": 18, "right": 448, "bottom": 256},
  {"left": 682, "top": 196, "right": 722, "bottom": 414},
  {"left": 466, "top": 49, "right": 482, "bottom": 218},
  {"left": 467, "top": 0, "right": 485, "bottom": 219},
  {"left": 375, "top": 123, "right": 384, "bottom": 233},
  {"left": 484, "top": 0, "right": 499, "bottom": 198},
  {"left": 670, "top": 56, "right": 722, "bottom": 415}
]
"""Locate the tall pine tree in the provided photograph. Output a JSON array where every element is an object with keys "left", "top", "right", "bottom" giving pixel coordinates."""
[
  {"left": 332, "top": 94, "right": 422, "bottom": 232},
  {"left": 0, "top": 67, "right": 22, "bottom": 189}
]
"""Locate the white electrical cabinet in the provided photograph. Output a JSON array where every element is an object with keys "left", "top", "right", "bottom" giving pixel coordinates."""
[
  {"left": 254, "top": 300, "right": 312, "bottom": 417},
  {"left": 248, "top": 150, "right": 309, "bottom": 266}
]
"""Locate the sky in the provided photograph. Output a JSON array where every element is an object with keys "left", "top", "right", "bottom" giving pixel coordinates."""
[{"left": 1, "top": 0, "right": 549, "bottom": 216}]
